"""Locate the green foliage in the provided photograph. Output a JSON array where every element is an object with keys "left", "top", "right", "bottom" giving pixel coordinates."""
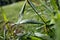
[
  {"left": 30, "top": 36, "right": 42, "bottom": 40},
  {"left": 0, "top": 0, "right": 60, "bottom": 40},
  {"left": 55, "top": 11, "right": 60, "bottom": 40}
]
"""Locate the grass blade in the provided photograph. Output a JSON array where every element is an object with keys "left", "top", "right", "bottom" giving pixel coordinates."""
[
  {"left": 19, "top": 19, "right": 44, "bottom": 24},
  {"left": 27, "top": 0, "right": 46, "bottom": 24},
  {"left": 16, "top": 0, "right": 27, "bottom": 24}
]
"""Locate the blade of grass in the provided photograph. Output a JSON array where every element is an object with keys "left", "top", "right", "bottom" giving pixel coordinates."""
[
  {"left": 16, "top": 0, "right": 27, "bottom": 24},
  {"left": 19, "top": 19, "right": 44, "bottom": 24},
  {"left": 27, "top": 0, "right": 46, "bottom": 24}
]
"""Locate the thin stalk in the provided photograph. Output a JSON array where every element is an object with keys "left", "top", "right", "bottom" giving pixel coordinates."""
[
  {"left": 27, "top": 0, "right": 46, "bottom": 24},
  {"left": 16, "top": 0, "right": 27, "bottom": 24}
]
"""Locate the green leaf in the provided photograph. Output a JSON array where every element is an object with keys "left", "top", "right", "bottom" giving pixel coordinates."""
[
  {"left": 30, "top": 36, "right": 42, "bottom": 40},
  {"left": 2, "top": 13, "right": 8, "bottom": 22},
  {"left": 16, "top": 19, "right": 44, "bottom": 24},
  {"left": 0, "top": 7, "right": 8, "bottom": 22},
  {"left": 17, "top": 0, "right": 27, "bottom": 24}
]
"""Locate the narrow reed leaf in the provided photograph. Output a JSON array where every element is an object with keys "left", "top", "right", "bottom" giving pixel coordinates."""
[
  {"left": 17, "top": 19, "right": 44, "bottom": 24},
  {"left": 27, "top": 0, "right": 46, "bottom": 24},
  {"left": 19, "top": 0, "right": 27, "bottom": 21},
  {"left": 17, "top": 0, "right": 27, "bottom": 24}
]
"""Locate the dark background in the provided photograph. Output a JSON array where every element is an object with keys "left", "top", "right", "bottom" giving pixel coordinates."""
[{"left": 0, "top": 0, "right": 24, "bottom": 6}]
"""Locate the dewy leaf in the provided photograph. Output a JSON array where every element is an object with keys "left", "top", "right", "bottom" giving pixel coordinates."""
[
  {"left": 50, "top": 0, "right": 58, "bottom": 11},
  {"left": 17, "top": 19, "right": 44, "bottom": 24}
]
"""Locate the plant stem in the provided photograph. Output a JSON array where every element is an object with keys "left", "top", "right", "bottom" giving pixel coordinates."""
[{"left": 27, "top": 0, "right": 46, "bottom": 24}]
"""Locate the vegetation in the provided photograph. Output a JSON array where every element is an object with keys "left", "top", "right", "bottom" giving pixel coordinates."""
[{"left": 0, "top": 0, "right": 60, "bottom": 40}]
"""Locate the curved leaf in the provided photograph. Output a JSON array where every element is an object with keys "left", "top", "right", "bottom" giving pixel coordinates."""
[{"left": 16, "top": 19, "right": 44, "bottom": 24}]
